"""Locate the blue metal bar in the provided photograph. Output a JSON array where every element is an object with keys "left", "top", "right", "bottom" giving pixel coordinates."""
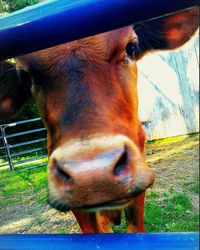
[
  {"left": 15, "top": 162, "right": 47, "bottom": 171},
  {"left": 13, "top": 154, "right": 47, "bottom": 165},
  {"left": 10, "top": 147, "right": 45, "bottom": 157},
  {"left": 5, "top": 128, "right": 46, "bottom": 139},
  {"left": 2, "top": 117, "right": 42, "bottom": 127},
  {"left": 8, "top": 138, "right": 46, "bottom": 149},
  {"left": 0, "top": 0, "right": 198, "bottom": 60},
  {"left": 0, "top": 233, "right": 199, "bottom": 250}
]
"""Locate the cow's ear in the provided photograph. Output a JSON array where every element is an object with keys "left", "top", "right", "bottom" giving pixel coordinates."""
[
  {"left": 0, "top": 61, "right": 32, "bottom": 121},
  {"left": 135, "top": 7, "right": 199, "bottom": 59}
]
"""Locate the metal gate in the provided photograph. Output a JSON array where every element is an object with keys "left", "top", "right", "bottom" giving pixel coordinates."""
[{"left": 0, "top": 118, "right": 47, "bottom": 171}]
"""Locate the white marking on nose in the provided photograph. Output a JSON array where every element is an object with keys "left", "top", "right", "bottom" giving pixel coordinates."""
[{"left": 61, "top": 147, "right": 124, "bottom": 173}]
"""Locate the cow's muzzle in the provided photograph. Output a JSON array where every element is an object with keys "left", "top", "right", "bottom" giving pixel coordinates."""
[{"left": 48, "top": 135, "right": 154, "bottom": 211}]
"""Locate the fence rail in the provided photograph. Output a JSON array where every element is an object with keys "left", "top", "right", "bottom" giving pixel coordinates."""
[
  {"left": 0, "top": 0, "right": 198, "bottom": 61},
  {"left": 0, "top": 118, "right": 47, "bottom": 171},
  {"left": 0, "top": 233, "right": 199, "bottom": 250}
]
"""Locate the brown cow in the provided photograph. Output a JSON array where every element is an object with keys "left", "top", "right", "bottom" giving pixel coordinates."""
[{"left": 0, "top": 7, "right": 198, "bottom": 233}]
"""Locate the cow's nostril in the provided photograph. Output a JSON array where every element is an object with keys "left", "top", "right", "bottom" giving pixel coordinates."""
[
  {"left": 55, "top": 167, "right": 72, "bottom": 183},
  {"left": 113, "top": 148, "right": 128, "bottom": 176}
]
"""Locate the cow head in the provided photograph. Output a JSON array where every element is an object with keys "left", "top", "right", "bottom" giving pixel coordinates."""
[{"left": 0, "top": 7, "right": 198, "bottom": 224}]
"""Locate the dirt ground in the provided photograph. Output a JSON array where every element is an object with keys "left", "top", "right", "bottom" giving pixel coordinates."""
[{"left": 0, "top": 134, "right": 199, "bottom": 234}]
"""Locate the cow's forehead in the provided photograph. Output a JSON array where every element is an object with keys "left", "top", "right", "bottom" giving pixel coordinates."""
[{"left": 17, "top": 26, "right": 137, "bottom": 71}]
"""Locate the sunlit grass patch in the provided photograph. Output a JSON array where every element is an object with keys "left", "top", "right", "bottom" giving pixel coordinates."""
[
  {"left": 0, "top": 165, "right": 48, "bottom": 208},
  {"left": 146, "top": 140, "right": 198, "bottom": 164},
  {"left": 146, "top": 133, "right": 198, "bottom": 145},
  {"left": 145, "top": 189, "right": 199, "bottom": 232}
]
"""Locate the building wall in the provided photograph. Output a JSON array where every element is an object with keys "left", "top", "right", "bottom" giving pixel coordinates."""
[{"left": 138, "top": 34, "right": 199, "bottom": 140}]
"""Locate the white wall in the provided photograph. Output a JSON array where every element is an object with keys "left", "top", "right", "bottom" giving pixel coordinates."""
[{"left": 138, "top": 34, "right": 199, "bottom": 140}]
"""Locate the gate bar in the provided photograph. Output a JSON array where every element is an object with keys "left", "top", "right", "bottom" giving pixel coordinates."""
[
  {"left": 0, "top": 233, "right": 199, "bottom": 250},
  {"left": 0, "top": 0, "right": 198, "bottom": 61},
  {"left": 0, "top": 126, "right": 14, "bottom": 171}
]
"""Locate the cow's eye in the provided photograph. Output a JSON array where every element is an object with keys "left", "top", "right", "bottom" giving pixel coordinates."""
[{"left": 125, "top": 43, "right": 140, "bottom": 60}]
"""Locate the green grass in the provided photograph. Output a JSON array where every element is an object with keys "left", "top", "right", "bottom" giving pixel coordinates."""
[
  {"left": 144, "top": 190, "right": 199, "bottom": 232},
  {"left": 182, "top": 178, "right": 199, "bottom": 194},
  {"left": 0, "top": 164, "right": 48, "bottom": 207},
  {"left": 0, "top": 168, "right": 198, "bottom": 232},
  {"left": 0, "top": 149, "right": 47, "bottom": 171},
  {"left": 112, "top": 188, "right": 199, "bottom": 233},
  {"left": 146, "top": 133, "right": 198, "bottom": 145},
  {"left": 0, "top": 133, "right": 199, "bottom": 233}
]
